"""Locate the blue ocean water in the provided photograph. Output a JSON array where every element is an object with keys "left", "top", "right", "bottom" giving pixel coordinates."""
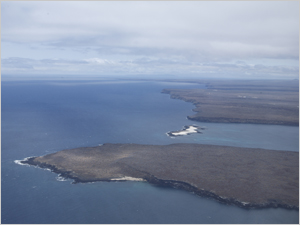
[{"left": 1, "top": 80, "right": 299, "bottom": 224}]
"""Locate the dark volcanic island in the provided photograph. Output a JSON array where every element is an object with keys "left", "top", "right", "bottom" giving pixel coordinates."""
[
  {"left": 20, "top": 143, "right": 298, "bottom": 210},
  {"left": 18, "top": 80, "right": 299, "bottom": 211}
]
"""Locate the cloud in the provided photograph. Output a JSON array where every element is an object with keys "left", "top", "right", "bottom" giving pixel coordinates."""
[
  {"left": 2, "top": 57, "right": 88, "bottom": 74},
  {"left": 2, "top": 57, "right": 298, "bottom": 80},
  {"left": 84, "top": 58, "right": 116, "bottom": 65},
  {"left": 1, "top": 1, "right": 299, "bottom": 78}
]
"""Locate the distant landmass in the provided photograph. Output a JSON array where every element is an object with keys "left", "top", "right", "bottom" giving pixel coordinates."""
[
  {"left": 162, "top": 79, "right": 299, "bottom": 126},
  {"left": 19, "top": 143, "right": 299, "bottom": 210}
]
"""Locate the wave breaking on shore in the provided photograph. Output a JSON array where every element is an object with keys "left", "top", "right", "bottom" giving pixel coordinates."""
[{"left": 166, "top": 125, "right": 204, "bottom": 137}]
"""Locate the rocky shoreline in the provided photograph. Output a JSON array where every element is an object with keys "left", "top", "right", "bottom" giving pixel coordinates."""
[
  {"left": 20, "top": 157, "right": 298, "bottom": 210},
  {"left": 18, "top": 143, "right": 299, "bottom": 210},
  {"left": 161, "top": 80, "right": 299, "bottom": 126},
  {"left": 145, "top": 175, "right": 298, "bottom": 210}
]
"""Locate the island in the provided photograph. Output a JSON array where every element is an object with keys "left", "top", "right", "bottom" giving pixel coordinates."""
[
  {"left": 18, "top": 143, "right": 298, "bottom": 210},
  {"left": 161, "top": 79, "right": 299, "bottom": 126},
  {"left": 166, "top": 125, "right": 204, "bottom": 137}
]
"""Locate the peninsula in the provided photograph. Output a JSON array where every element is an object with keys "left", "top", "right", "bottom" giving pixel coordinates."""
[
  {"left": 19, "top": 143, "right": 299, "bottom": 210},
  {"left": 162, "top": 79, "right": 299, "bottom": 126}
]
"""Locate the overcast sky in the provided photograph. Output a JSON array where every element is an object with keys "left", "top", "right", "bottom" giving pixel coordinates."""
[{"left": 1, "top": 1, "right": 299, "bottom": 79}]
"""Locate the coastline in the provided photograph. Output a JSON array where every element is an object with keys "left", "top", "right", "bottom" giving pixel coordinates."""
[
  {"left": 144, "top": 175, "right": 299, "bottom": 210},
  {"left": 18, "top": 143, "right": 299, "bottom": 210},
  {"left": 19, "top": 156, "right": 298, "bottom": 210},
  {"left": 161, "top": 79, "right": 299, "bottom": 126},
  {"left": 166, "top": 125, "right": 204, "bottom": 137}
]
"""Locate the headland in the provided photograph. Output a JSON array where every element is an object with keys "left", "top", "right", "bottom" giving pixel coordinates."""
[
  {"left": 162, "top": 79, "right": 299, "bottom": 126},
  {"left": 19, "top": 143, "right": 299, "bottom": 210}
]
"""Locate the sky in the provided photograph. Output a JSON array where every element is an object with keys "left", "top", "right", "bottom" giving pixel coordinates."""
[{"left": 1, "top": 1, "right": 299, "bottom": 80}]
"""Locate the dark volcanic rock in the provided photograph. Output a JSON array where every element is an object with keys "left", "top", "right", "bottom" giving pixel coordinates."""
[{"left": 20, "top": 143, "right": 299, "bottom": 210}]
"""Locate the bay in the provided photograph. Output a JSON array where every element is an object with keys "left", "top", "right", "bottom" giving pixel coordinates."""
[{"left": 1, "top": 80, "right": 298, "bottom": 224}]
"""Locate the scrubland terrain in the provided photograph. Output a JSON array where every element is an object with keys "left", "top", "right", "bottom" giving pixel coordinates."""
[
  {"left": 162, "top": 79, "right": 299, "bottom": 125},
  {"left": 23, "top": 143, "right": 299, "bottom": 209},
  {"left": 21, "top": 80, "right": 299, "bottom": 210}
]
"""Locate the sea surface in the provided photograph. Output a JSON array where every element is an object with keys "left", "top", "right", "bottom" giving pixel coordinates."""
[{"left": 1, "top": 79, "right": 299, "bottom": 224}]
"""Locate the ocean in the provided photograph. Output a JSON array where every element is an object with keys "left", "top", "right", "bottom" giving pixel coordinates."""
[{"left": 1, "top": 79, "right": 299, "bottom": 224}]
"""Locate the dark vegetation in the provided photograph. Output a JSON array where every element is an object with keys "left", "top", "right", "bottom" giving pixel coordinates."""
[
  {"left": 22, "top": 143, "right": 299, "bottom": 210},
  {"left": 162, "top": 79, "right": 299, "bottom": 125},
  {"left": 20, "top": 80, "right": 299, "bottom": 210}
]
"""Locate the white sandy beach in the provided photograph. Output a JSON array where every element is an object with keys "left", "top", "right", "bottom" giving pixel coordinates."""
[
  {"left": 110, "top": 176, "right": 145, "bottom": 182},
  {"left": 167, "top": 125, "right": 200, "bottom": 136}
]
